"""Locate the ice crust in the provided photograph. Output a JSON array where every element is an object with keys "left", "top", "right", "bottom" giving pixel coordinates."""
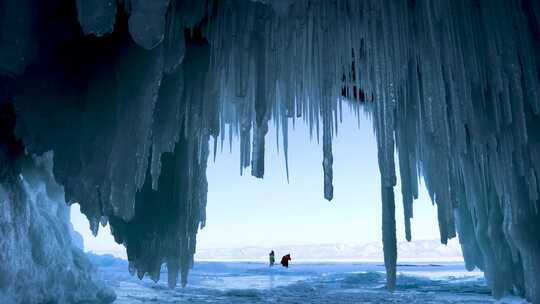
[{"left": 1, "top": 0, "right": 540, "bottom": 303}]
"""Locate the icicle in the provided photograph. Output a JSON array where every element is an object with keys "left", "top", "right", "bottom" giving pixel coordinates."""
[
  {"left": 128, "top": 0, "right": 171, "bottom": 50},
  {"left": 282, "top": 115, "right": 290, "bottom": 182},
  {"left": 251, "top": 8, "right": 269, "bottom": 179},
  {"left": 76, "top": 0, "right": 116, "bottom": 36},
  {"left": 322, "top": 110, "right": 333, "bottom": 201},
  {"left": 381, "top": 185, "right": 397, "bottom": 291}
]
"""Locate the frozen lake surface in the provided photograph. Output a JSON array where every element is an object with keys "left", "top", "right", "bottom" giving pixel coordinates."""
[{"left": 91, "top": 256, "right": 527, "bottom": 303}]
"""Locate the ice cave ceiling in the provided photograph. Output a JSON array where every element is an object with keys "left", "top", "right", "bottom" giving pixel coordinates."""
[{"left": 1, "top": 0, "right": 540, "bottom": 303}]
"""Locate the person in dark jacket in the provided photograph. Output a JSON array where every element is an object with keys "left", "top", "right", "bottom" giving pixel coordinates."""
[
  {"left": 269, "top": 250, "right": 275, "bottom": 267},
  {"left": 280, "top": 254, "right": 291, "bottom": 268}
]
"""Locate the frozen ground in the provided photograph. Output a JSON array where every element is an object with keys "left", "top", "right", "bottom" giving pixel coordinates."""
[{"left": 89, "top": 255, "right": 527, "bottom": 303}]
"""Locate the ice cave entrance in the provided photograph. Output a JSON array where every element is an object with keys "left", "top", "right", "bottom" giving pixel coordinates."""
[{"left": 72, "top": 110, "right": 451, "bottom": 261}]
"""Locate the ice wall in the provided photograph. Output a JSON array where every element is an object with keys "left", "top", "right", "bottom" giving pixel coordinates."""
[
  {"left": 1, "top": 0, "right": 540, "bottom": 302},
  {"left": 0, "top": 151, "right": 115, "bottom": 302}
]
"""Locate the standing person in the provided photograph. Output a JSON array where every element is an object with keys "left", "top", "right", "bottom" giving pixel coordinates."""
[
  {"left": 280, "top": 254, "right": 292, "bottom": 268},
  {"left": 269, "top": 250, "right": 275, "bottom": 267}
]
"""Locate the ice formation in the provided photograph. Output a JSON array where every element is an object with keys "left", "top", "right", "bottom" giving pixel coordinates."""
[
  {"left": 1, "top": 0, "right": 540, "bottom": 303},
  {"left": 0, "top": 145, "right": 115, "bottom": 303}
]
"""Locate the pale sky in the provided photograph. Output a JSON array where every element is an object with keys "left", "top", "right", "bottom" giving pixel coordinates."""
[{"left": 71, "top": 106, "right": 440, "bottom": 255}]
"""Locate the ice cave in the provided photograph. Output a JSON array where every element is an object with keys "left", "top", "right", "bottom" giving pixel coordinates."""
[{"left": 1, "top": 0, "right": 540, "bottom": 303}]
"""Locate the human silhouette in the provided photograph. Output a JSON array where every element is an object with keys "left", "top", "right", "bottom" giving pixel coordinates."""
[
  {"left": 280, "top": 254, "right": 291, "bottom": 268},
  {"left": 269, "top": 250, "right": 275, "bottom": 267}
]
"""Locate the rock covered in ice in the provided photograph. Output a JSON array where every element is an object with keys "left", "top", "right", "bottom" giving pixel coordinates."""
[
  {"left": 0, "top": 0, "right": 38, "bottom": 75},
  {"left": 76, "top": 0, "right": 117, "bottom": 37},
  {"left": 128, "top": 0, "right": 171, "bottom": 50}
]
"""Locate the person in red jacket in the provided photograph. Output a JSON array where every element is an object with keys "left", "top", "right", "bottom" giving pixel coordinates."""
[{"left": 280, "top": 254, "right": 292, "bottom": 268}]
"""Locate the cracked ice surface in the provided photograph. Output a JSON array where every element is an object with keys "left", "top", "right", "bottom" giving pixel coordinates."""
[{"left": 1, "top": 0, "right": 540, "bottom": 302}]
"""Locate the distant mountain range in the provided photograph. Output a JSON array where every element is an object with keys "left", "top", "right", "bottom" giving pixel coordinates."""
[
  {"left": 89, "top": 239, "right": 464, "bottom": 262},
  {"left": 194, "top": 239, "right": 464, "bottom": 262}
]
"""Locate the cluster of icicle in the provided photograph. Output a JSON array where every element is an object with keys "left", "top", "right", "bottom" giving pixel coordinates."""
[
  {"left": 205, "top": 1, "right": 540, "bottom": 301},
  {"left": 9, "top": 0, "right": 214, "bottom": 289},
  {"left": 3, "top": 0, "right": 540, "bottom": 302},
  {"left": 203, "top": 1, "right": 540, "bottom": 300}
]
